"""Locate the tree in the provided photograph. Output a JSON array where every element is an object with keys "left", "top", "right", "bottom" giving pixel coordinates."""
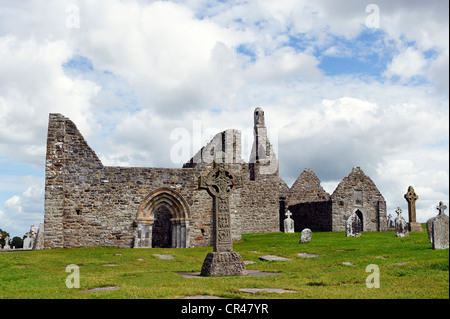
[{"left": 11, "top": 236, "right": 23, "bottom": 249}]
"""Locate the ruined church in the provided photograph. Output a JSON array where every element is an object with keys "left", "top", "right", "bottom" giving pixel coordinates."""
[{"left": 43, "top": 108, "right": 386, "bottom": 249}]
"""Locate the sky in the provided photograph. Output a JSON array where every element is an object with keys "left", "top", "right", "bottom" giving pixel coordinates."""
[{"left": 0, "top": 0, "right": 448, "bottom": 238}]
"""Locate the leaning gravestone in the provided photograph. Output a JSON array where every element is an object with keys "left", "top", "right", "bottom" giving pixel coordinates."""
[
  {"left": 431, "top": 201, "right": 449, "bottom": 250},
  {"left": 284, "top": 210, "right": 295, "bottom": 233},
  {"left": 299, "top": 228, "right": 312, "bottom": 243},
  {"left": 346, "top": 212, "right": 362, "bottom": 237},
  {"left": 395, "top": 207, "right": 409, "bottom": 237},
  {"left": 198, "top": 154, "right": 247, "bottom": 276}
]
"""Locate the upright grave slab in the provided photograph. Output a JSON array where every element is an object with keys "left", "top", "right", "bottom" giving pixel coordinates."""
[
  {"left": 431, "top": 201, "right": 449, "bottom": 250},
  {"left": 395, "top": 207, "right": 409, "bottom": 237}
]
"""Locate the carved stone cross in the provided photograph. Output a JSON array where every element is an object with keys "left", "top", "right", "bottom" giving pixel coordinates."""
[
  {"left": 395, "top": 207, "right": 403, "bottom": 217},
  {"left": 198, "top": 155, "right": 247, "bottom": 276},
  {"left": 437, "top": 201, "right": 447, "bottom": 216},
  {"left": 404, "top": 186, "right": 422, "bottom": 232},
  {"left": 285, "top": 210, "right": 292, "bottom": 218},
  {"left": 199, "top": 161, "right": 243, "bottom": 252}
]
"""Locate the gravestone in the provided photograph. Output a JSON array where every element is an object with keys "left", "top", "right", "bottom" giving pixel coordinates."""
[
  {"left": 299, "top": 228, "right": 312, "bottom": 243},
  {"left": 3, "top": 236, "right": 11, "bottom": 250},
  {"left": 23, "top": 233, "right": 33, "bottom": 250},
  {"left": 198, "top": 154, "right": 247, "bottom": 276},
  {"left": 395, "top": 207, "right": 409, "bottom": 237},
  {"left": 284, "top": 210, "right": 295, "bottom": 233},
  {"left": 345, "top": 212, "right": 362, "bottom": 237},
  {"left": 404, "top": 186, "right": 422, "bottom": 232},
  {"left": 431, "top": 201, "right": 449, "bottom": 250},
  {"left": 387, "top": 214, "right": 394, "bottom": 229}
]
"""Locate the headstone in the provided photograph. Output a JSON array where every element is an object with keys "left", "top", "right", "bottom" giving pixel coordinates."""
[
  {"left": 387, "top": 213, "right": 394, "bottom": 229},
  {"left": 3, "top": 236, "right": 11, "bottom": 250},
  {"left": 395, "top": 207, "right": 409, "bottom": 237},
  {"left": 345, "top": 212, "right": 362, "bottom": 237},
  {"left": 258, "top": 255, "right": 292, "bottom": 261},
  {"left": 299, "top": 228, "right": 312, "bottom": 243},
  {"left": 23, "top": 233, "right": 33, "bottom": 250},
  {"left": 198, "top": 154, "right": 247, "bottom": 276},
  {"left": 426, "top": 201, "right": 446, "bottom": 243},
  {"left": 404, "top": 186, "right": 422, "bottom": 232},
  {"left": 431, "top": 201, "right": 449, "bottom": 250},
  {"left": 297, "top": 253, "right": 320, "bottom": 258},
  {"left": 284, "top": 210, "right": 295, "bottom": 233}
]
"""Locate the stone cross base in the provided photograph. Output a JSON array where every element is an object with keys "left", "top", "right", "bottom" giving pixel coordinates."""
[
  {"left": 200, "top": 252, "right": 247, "bottom": 276},
  {"left": 409, "top": 222, "right": 423, "bottom": 232}
]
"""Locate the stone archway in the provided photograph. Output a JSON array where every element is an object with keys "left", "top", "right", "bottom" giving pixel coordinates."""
[
  {"left": 355, "top": 209, "right": 364, "bottom": 231},
  {"left": 152, "top": 205, "right": 172, "bottom": 248},
  {"left": 134, "top": 188, "right": 190, "bottom": 248}
]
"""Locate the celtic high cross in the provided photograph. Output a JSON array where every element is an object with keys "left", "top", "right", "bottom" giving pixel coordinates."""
[{"left": 199, "top": 154, "right": 243, "bottom": 253}]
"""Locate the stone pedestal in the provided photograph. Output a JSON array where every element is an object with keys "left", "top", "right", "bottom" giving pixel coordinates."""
[
  {"left": 200, "top": 252, "right": 247, "bottom": 276},
  {"left": 408, "top": 222, "right": 423, "bottom": 232}
]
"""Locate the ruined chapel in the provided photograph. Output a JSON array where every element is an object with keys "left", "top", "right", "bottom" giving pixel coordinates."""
[{"left": 43, "top": 108, "right": 386, "bottom": 249}]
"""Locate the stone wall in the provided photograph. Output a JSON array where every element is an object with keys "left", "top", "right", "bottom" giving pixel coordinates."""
[
  {"left": 331, "top": 167, "right": 387, "bottom": 232},
  {"left": 44, "top": 112, "right": 280, "bottom": 249},
  {"left": 287, "top": 167, "right": 387, "bottom": 233},
  {"left": 288, "top": 168, "right": 332, "bottom": 231}
]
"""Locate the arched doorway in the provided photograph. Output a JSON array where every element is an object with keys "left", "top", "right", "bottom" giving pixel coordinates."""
[
  {"left": 134, "top": 188, "right": 190, "bottom": 248},
  {"left": 355, "top": 209, "right": 364, "bottom": 231},
  {"left": 152, "top": 205, "right": 172, "bottom": 248}
]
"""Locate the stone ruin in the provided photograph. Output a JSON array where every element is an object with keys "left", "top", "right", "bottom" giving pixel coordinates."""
[
  {"left": 42, "top": 107, "right": 389, "bottom": 250},
  {"left": 44, "top": 108, "right": 280, "bottom": 249},
  {"left": 287, "top": 167, "right": 387, "bottom": 233}
]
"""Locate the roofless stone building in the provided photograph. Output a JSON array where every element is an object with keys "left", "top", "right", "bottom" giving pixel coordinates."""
[{"left": 43, "top": 108, "right": 386, "bottom": 249}]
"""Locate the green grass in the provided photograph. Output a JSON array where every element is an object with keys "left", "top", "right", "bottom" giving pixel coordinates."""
[{"left": 0, "top": 226, "right": 448, "bottom": 299}]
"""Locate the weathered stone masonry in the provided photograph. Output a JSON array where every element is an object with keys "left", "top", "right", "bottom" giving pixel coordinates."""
[
  {"left": 43, "top": 108, "right": 388, "bottom": 250},
  {"left": 44, "top": 109, "right": 280, "bottom": 249},
  {"left": 287, "top": 167, "right": 387, "bottom": 232}
]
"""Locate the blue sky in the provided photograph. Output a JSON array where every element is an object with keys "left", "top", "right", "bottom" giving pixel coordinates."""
[{"left": 0, "top": 0, "right": 448, "bottom": 238}]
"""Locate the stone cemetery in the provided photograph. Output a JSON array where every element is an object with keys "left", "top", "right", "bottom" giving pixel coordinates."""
[{"left": 395, "top": 207, "right": 409, "bottom": 237}]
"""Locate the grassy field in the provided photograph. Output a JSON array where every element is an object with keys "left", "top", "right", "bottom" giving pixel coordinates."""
[{"left": 0, "top": 226, "right": 448, "bottom": 299}]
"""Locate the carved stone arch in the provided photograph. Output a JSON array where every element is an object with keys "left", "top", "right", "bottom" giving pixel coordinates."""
[{"left": 134, "top": 188, "right": 190, "bottom": 248}]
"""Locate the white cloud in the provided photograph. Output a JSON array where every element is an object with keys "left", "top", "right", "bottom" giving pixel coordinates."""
[
  {"left": 0, "top": 36, "right": 100, "bottom": 167},
  {"left": 0, "top": 178, "right": 44, "bottom": 237},
  {"left": 384, "top": 46, "right": 428, "bottom": 81}
]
